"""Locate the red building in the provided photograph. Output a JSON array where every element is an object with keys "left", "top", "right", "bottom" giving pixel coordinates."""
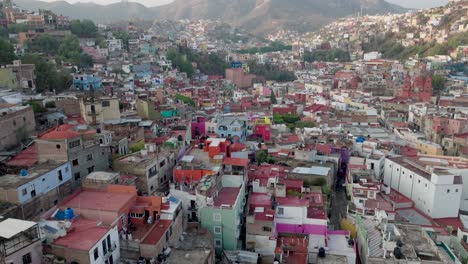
[{"left": 400, "top": 72, "right": 432, "bottom": 102}]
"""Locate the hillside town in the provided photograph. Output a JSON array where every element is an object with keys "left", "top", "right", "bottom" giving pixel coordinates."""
[{"left": 0, "top": 0, "right": 467, "bottom": 264}]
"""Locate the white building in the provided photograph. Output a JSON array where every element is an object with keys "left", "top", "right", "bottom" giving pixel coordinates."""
[
  {"left": 106, "top": 38, "right": 123, "bottom": 52},
  {"left": 0, "top": 161, "right": 72, "bottom": 204},
  {"left": 384, "top": 156, "right": 462, "bottom": 218},
  {"left": 363, "top": 51, "right": 382, "bottom": 61}
]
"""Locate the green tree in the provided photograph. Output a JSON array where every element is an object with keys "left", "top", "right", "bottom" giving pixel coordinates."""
[
  {"left": 7, "top": 24, "right": 30, "bottom": 33},
  {"left": 27, "top": 34, "right": 59, "bottom": 55},
  {"left": 432, "top": 75, "right": 447, "bottom": 93},
  {"left": 0, "top": 39, "right": 16, "bottom": 65},
  {"left": 70, "top": 19, "right": 97, "bottom": 38},
  {"left": 112, "top": 30, "right": 129, "bottom": 51},
  {"left": 270, "top": 91, "right": 277, "bottom": 104},
  {"left": 256, "top": 150, "right": 268, "bottom": 165},
  {"left": 175, "top": 94, "right": 195, "bottom": 106},
  {"left": 57, "top": 35, "right": 92, "bottom": 67},
  {"left": 21, "top": 54, "right": 72, "bottom": 93},
  {"left": 304, "top": 49, "right": 350, "bottom": 62}
]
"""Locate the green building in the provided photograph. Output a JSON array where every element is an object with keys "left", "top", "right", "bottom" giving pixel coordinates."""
[
  {"left": 0, "top": 68, "right": 17, "bottom": 90},
  {"left": 200, "top": 175, "right": 246, "bottom": 256}
]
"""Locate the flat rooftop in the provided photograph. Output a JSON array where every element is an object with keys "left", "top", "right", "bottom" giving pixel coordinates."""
[
  {"left": 85, "top": 171, "right": 119, "bottom": 181},
  {"left": 178, "top": 147, "right": 222, "bottom": 172},
  {"left": 117, "top": 150, "right": 172, "bottom": 166},
  {"left": 291, "top": 166, "right": 330, "bottom": 176},
  {"left": 0, "top": 218, "right": 36, "bottom": 239},
  {"left": 59, "top": 190, "right": 135, "bottom": 212},
  {"left": 141, "top": 219, "right": 171, "bottom": 245},
  {"left": 52, "top": 218, "right": 109, "bottom": 251},
  {"left": 213, "top": 187, "right": 241, "bottom": 207},
  {"left": 0, "top": 161, "right": 67, "bottom": 188}
]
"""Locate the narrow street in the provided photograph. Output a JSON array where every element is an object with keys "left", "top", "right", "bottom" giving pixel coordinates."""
[{"left": 330, "top": 174, "right": 348, "bottom": 230}]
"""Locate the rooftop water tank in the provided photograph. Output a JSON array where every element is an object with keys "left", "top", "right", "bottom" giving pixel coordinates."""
[
  {"left": 20, "top": 169, "right": 28, "bottom": 177},
  {"left": 65, "top": 208, "right": 74, "bottom": 220}
]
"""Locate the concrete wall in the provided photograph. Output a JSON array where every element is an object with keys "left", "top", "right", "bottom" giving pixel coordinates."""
[
  {"left": 4, "top": 238, "right": 42, "bottom": 264},
  {"left": 0, "top": 105, "right": 35, "bottom": 151}
]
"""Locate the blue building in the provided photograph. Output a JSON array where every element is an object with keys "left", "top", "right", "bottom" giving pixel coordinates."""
[
  {"left": 72, "top": 74, "right": 103, "bottom": 91},
  {"left": 216, "top": 115, "right": 247, "bottom": 142}
]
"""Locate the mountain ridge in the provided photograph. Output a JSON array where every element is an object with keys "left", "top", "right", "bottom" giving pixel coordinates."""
[{"left": 13, "top": 0, "right": 407, "bottom": 33}]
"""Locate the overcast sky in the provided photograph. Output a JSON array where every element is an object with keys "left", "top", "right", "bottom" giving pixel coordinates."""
[{"left": 41, "top": 0, "right": 449, "bottom": 8}]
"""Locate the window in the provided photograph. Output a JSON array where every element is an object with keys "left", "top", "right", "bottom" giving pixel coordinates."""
[
  {"left": 447, "top": 189, "right": 450, "bottom": 193},
  {"left": 160, "top": 159, "right": 166, "bottom": 168},
  {"left": 22, "top": 188, "right": 27, "bottom": 195},
  {"left": 130, "top": 213, "right": 144, "bottom": 218},
  {"left": 87, "top": 166, "right": 95, "bottom": 173},
  {"left": 72, "top": 159, "right": 79, "bottom": 166},
  {"left": 102, "top": 239, "right": 107, "bottom": 255},
  {"left": 215, "top": 239, "right": 222, "bottom": 248},
  {"left": 263, "top": 226, "right": 272, "bottom": 232},
  {"left": 409, "top": 175, "right": 412, "bottom": 179},
  {"left": 102, "top": 101, "right": 110, "bottom": 107},
  {"left": 418, "top": 180, "right": 421, "bottom": 184},
  {"left": 165, "top": 230, "right": 170, "bottom": 242},
  {"left": 93, "top": 247, "right": 99, "bottom": 260},
  {"left": 107, "top": 235, "right": 111, "bottom": 251},
  {"left": 213, "top": 213, "right": 221, "bottom": 222},
  {"left": 277, "top": 207, "right": 285, "bottom": 215},
  {"left": 456, "top": 189, "right": 459, "bottom": 192},
  {"left": 13, "top": 120, "right": 16, "bottom": 126},
  {"left": 58, "top": 170, "right": 63, "bottom": 181},
  {"left": 74, "top": 172, "right": 81, "bottom": 180},
  {"left": 87, "top": 153, "right": 93, "bottom": 161},
  {"left": 22, "top": 253, "right": 32, "bottom": 264},
  {"left": 214, "top": 226, "right": 222, "bottom": 234},
  {"left": 56, "top": 144, "right": 61, "bottom": 149}
]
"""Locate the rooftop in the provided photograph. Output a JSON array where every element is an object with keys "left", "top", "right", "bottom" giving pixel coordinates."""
[
  {"left": 291, "top": 166, "right": 331, "bottom": 176},
  {"left": 84, "top": 171, "right": 119, "bottom": 181},
  {"left": 38, "top": 125, "right": 81, "bottom": 140},
  {"left": 0, "top": 161, "right": 67, "bottom": 188},
  {"left": 51, "top": 218, "right": 109, "bottom": 251},
  {"left": 5, "top": 145, "right": 38, "bottom": 168},
  {"left": 0, "top": 218, "right": 36, "bottom": 239},
  {"left": 59, "top": 189, "right": 135, "bottom": 213},
  {"left": 213, "top": 187, "right": 241, "bottom": 207},
  {"left": 141, "top": 219, "right": 171, "bottom": 245}
]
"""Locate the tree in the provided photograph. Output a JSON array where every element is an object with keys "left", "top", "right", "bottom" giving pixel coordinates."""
[
  {"left": 432, "top": 75, "right": 446, "bottom": 94},
  {"left": 70, "top": 20, "right": 97, "bottom": 38},
  {"left": 270, "top": 91, "right": 277, "bottom": 104},
  {"left": 304, "top": 49, "right": 350, "bottom": 62},
  {"left": 175, "top": 94, "right": 195, "bottom": 106},
  {"left": 7, "top": 24, "right": 30, "bottom": 33},
  {"left": 0, "top": 39, "right": 16, "bottom": 65},
  {"left": 256, "top": 150, "right": 268, "bottom": 165},
  {"left": 21, "top": 54, "right": 72, "bottom": 93},
  {"left": 27, "top": 34, "right": 59, "bottom": 55},
  {"left": 57, "top": 35, "right": 90, "bottom": 67}
]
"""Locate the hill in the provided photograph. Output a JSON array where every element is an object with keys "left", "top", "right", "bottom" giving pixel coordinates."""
[{"left": 13, "top": 0, "right": 406, "bottom": 33}]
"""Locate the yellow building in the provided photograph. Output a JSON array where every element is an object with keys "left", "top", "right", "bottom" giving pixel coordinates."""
[
  {"left": 80, "top": 97, "right": 120, "bottom": 125},
  {"left": 0, "top": 68, "right": 17, "bottom": 90},
  {"left": 417, "top": 140, "right": 443, "bottom": 155}
]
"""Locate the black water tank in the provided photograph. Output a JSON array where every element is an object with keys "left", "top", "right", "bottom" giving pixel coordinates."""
[{"left": 318, "top": 247, "right": 326, "bottom": 258}]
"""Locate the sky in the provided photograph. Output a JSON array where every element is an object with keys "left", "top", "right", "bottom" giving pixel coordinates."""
[{"left": 41, "top": 0, "right": 449, "bottom": 8}]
